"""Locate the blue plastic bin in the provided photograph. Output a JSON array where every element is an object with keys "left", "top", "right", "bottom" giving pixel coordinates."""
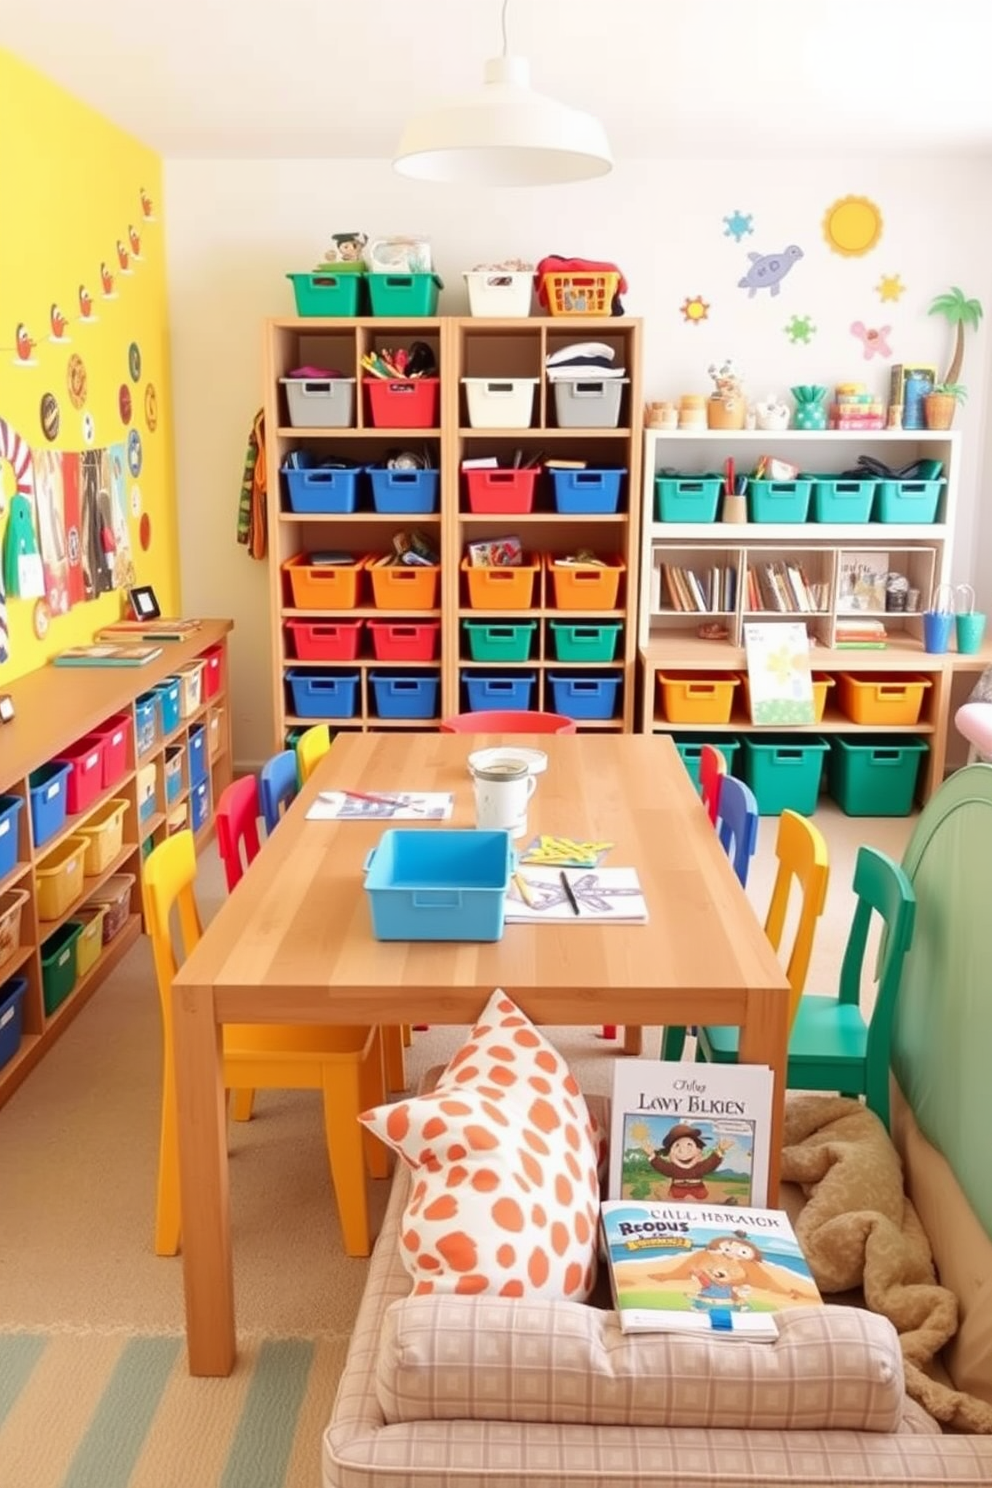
[
  {"left": 463, "top": 673, "right": 536, "bottom": 712},
  {"left": 0, "top": 795, "right": 24, "bottom": 878},
  {"left": 655, "top": 475, "right": 722, "bottom": 523},
  {"left": 873, "top": 479, "right": 944, "bottom": 524},
  {"left": 134, "top": 693, "right": 158, "bottom": 756},
  {"left": 286, "top": 669, "right": 361, "bottom": 719},
  {"left": 364, "top": 829, "right": 512, "bottom": 942},
  {"left": 153, "top": 678, "right": 182, "bottom": 735},
  {"left": 370, "top": 672, "right": 440, "bottom": 720},
  {"left": 187, "top": 724, "right": 209, "bottom": 788},
  {"left": 550, "top": 468, "right": 625, "bottom": 514},
  {"left": 548, "top": 672, "right": 623, "bottom": 719},
  {"left": 0, "top": 975, "right": 27, "bottom": 1071},
  {"left": 190, "top": 778, "right": 211, "bottom": 834},
  {"left": 368, "top": 468, "right": 439, "bottom": 514},
  {"left": 282, "top": 464, "right": 364, "bottom": 514},
  {"left": 28, "top": 762, "right": 71, "bottom": 848}
]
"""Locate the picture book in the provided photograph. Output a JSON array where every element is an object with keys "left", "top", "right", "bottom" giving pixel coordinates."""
[
  {"left": 505, "top": 866, "right": 647, "bottom": 924},
  {"left": 306, "top": 790, "right": 454, "bottom": 821},
  {"left": 96, "top": 619, "right": 201, "bottom": 642},
  {"left": 608, "top": 1060, "right": 773, "bottom": 1206},
  {"left": 600, "top": 1200, "right": 823, "bottom": 1337},
  {"left": 52, "top": 643, "right": 163, "bottom": 668},
  {"left": 837, "top": 551, "right": 889, "bottom": 614},
  {"left": 743, "top": 621, "right": 815, "bottom": 725}
]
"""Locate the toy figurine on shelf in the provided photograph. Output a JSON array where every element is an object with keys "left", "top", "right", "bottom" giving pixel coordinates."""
[
  {"left": 754, "top": 393, "right": 790, "bottom": 431},
  {"left": 706, "top": 358, "right": 747, "bottom": 430}
]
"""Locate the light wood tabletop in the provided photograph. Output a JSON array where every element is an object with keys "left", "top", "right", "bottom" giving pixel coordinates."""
[{"left": 171, "top": 732, "right": 789, "bottom": 1375}]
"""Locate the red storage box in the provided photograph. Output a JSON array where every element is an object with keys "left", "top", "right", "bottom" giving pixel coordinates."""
[
  {"left": 368, "top": 620, "right": 441, "bottom": 661},
  {"left": 54, "top": 736, "right": 105, "bottom": 816},
  {"left": 368, "top": 563, "right": 440, "bottom": 611},
  {"left": 365, "top": 378, "right": 440, "bottom": 430},
  {"left": 89, "top": 713, "right": 132, "bottom": 789},
  {"left": 282, "top": 553, "right": 366, "bottom": 610},
  {"left": 200, "top": 644, "right": 223, "bottom": 700},
  {"left": 464, "top": 468, "right": 538, "bottom": 513},
  {"left": 285, "top": 618, "right": 364, "bottom": 661}
]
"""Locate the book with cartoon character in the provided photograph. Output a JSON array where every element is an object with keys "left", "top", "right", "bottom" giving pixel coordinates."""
[
  {"left": 600, "top": 1200, "right": 822, "bottom": 1336},
  {"left": 608, "top": 1060, "right": 772, "bottom": 1207}
]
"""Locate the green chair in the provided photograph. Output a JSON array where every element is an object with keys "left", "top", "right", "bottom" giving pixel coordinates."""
[{"left": 695, "top": 845, "right": 915, "bottom": 1131}]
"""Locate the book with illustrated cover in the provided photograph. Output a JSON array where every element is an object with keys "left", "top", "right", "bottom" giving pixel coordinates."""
[
  {"left": 743, "top": 621, "right": 815, "bottom": 725},
  {"left": 608, "top": 1060, "right": 772, "bottom": 1206},
  {"left": 96, "top": 619, "right": 201, "bottom": 642},
  {"left": 505, "top": 866, "right": 647, "bottom": 924},
  {"left": 600, "top": 1200, "right": 823, "bottom": 1337},
  {"left": 837, "top": 551, "right": 889, "bottom": 614},
  {"left": 52, "top": 643, "right": 163, "bottom": 667}
]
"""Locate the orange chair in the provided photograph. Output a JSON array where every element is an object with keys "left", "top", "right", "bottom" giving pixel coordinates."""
[
  {"left": 699, "top": 743, "right": 727, "bottom": 826},
  {"left": 215, "top": 775, "right": 262, "bottom": 892},
  {"left": 441, "top": 709, "right": 577, "bottom": 734},
  {"left": 143, "top": 831, "right": 389, "bottom": 1259}
]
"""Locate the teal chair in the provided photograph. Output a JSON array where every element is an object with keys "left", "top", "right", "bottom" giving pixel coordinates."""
[{"left": 695, "top": 845, "right": 916, "bottom": 1131}]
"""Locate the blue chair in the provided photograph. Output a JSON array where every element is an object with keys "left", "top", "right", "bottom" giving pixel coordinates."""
[
  {"left": 260, "top": 749, "right": 298, "bottom": 833},
  {"left": 715, "top": 775, "right": 759, "bottom": 888}
]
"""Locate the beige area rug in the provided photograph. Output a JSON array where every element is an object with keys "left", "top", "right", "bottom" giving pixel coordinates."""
[{"left": 0, "top": 806, "right": 914, "bottom": 1487}]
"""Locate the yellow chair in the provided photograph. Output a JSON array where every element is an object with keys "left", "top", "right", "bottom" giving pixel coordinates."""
[
  {"left": 662, "top": 809, "right": 830, "bottom": 1058},
  {"left": 296, "top": 724, "right": 331, "bottom": 784},
  {"left": 143, "top": 831, "right": 389, "bottom": 1259}
]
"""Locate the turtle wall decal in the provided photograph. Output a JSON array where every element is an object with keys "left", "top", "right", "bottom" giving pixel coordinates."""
[{"left": 738, "top": 245, "right": 804, "bottom": 299}]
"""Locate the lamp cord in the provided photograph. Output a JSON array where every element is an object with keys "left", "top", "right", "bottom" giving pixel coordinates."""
[{"left": 500, "top": 0, "right": 509, "bottom": 56}]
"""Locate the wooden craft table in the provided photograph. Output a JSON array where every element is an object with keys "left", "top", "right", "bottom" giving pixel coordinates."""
[{"left": 172, "top": 732, "right": 789, "bottom": 1375}]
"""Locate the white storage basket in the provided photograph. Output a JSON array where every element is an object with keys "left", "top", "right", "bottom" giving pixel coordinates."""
[
  {"left": 463, "top": 271, "right": 533, "bottom": 318},
  {"left": 462, "top": 378, "right": 538, "bottom": 430}
]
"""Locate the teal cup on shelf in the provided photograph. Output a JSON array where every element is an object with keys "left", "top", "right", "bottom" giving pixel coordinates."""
[{"left": 956, "top": 611, "right": 987, "bottom": 654}]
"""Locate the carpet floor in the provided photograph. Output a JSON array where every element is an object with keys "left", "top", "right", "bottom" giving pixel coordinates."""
[{"left": 0, "top": 803, "right": 915, "bottom": 1487}]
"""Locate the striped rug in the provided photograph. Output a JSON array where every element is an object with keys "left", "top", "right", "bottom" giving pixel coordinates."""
[{"left": 0, "top": 1329, "right": 348, "bottom": 1488}]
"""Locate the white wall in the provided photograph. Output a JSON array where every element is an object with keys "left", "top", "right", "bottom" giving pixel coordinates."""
[{"left": 165, "top": 155, "right": 992, "bottom": 768}]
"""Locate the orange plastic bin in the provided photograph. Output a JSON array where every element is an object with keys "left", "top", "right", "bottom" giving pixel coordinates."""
[
  {"left": 368, "top": 563, "right": 440, "bottom": 611},
  {"left": 282, "top": 553, "right": 366, "bottom": 610},
  {"left": 836, "top": 673, "right": 931, "bottom": 727},
  {"left": 546, "top": 555, "right": 624, "bottom": 611},
  {"left": 462, "top": 556, "right": 540, "bottom": 611},
  {"left": 657, "top": 672, "right": 740, "bottom": 725}
]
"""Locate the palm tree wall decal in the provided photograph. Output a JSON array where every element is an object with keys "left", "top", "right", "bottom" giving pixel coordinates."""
[{"left": 928, "top": 286, "right": 983, "bottom": 388}]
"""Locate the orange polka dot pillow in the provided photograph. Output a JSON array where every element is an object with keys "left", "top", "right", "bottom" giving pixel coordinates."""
[{"left": 359, "top": 989, "right": 603, "bottom": 1302}]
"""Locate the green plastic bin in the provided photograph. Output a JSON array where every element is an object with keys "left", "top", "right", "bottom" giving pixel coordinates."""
[
  {"left": 367, "top": 273, "right": 443, "bottom": 317},
  {"left": 748, "top": 479, "right": 813, "bottom": 524},
  {"left": 810, "top": 476, "right": 875, "bottom": 523},
  {"left": 827, "top": 735, "right": 929, "bottom": 817},
  {"left": 740, "top": 734, "right": 829, "bottom": 815},
  {"left": 41, "top": 921, "right": 82, "bottom": 1016},
  {"left": 462, "top": 621, "right": 536, "bottom": 663},
  {"left": 655, "top": 475, "right": 722, "bottom": 523},
  {"left": 670, "top": 735, "right": 741, "bottom": 790},
  {"left": 286, "top": 271, "right": 365, "bottom": 317},
  {"left": 548, "top": 621, "right": 622, "bottom": 662}
]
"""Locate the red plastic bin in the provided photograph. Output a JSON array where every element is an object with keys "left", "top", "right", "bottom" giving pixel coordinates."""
[
  {"left": 200, "top": 644, "right": 223, "bottom": 700},
  {"left": 89, "top": 712, "right": 132, "bottom": 789},
  {"left": 54, "top": 736, "right": 106, "bottom": 815},
  {"left": 464, "top": 468, "right": 538, "bottom": 514},
  {"left": 368, "top": 620, "right": 441, "bottom": 661},
  {"left": 365, "top": 378, "right": 440, "bottom": 430},
  {"left": 285, "top": 618, "right": 364, "bottom": 662}
]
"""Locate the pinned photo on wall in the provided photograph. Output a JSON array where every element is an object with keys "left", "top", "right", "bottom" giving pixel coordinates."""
[
  {"left": 80, "top": 449, "right": 113, "bottom": 598},
  {"left": 62, "top": 453, "right": 86, "bottom": 608},
  {"left": 737, "top": 245, "right": 803, "bottom": 298},
  {"left": 680, "top": 294, "right": 710, "bottom": 325},
  {"left": 108, "top": 441, "right": 136, "bottom": 590},
  {"left": 722, "top": 209, "right": 754, "bottom": 242},
  {"left": 33, "top": 447, "right": 70, "bottom": 616},
  {"left": 822, "top": 195, "right": 883, "bottom": 257}
]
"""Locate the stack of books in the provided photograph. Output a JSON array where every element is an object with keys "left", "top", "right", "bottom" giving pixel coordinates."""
[
  {"left": 835, "top": 618, "right": 888, "bottom": 649},
  {"left": 745, "top": 562, "right": 827, "bottom": 614},
  {"left": 661, "top": 563, "right": 737, "bottom": 613}
]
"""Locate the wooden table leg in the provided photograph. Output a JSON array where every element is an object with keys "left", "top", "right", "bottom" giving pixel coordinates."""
[
  {"left": 738, "top": 986, "right": 789, "bottom": 1205},
  {"left": 172, "top": 980, "right": 236, "bottom": 1376},
  {"left": 622, "top": 1025, "right": 643, "bottom": 1056}
]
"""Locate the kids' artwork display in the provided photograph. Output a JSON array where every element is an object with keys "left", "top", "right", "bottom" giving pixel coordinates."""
[{"left": 743, "top": 621, "right": 815, "bottom": 725}]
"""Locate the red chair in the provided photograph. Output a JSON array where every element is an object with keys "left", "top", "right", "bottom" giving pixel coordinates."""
[
  {"left": 215, "top": 775, "right": 263, "bottom": 891},
  {"left": 440, "top": 710, "right": 577, "bottom": 734},
  {"left": 699, "top": 743, "right": 728, "bottom": 826}
]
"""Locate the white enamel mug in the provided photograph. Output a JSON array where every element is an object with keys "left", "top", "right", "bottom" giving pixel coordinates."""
[{"left": 470, "top": 759, "right": 536, "bottom": 837}]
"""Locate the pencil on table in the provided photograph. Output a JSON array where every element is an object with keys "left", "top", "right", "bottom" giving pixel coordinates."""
[
  {"left": 512, "top": 872, "right": 536, "bottom": 908},
  {"left": 559, "top": 870, "right": 581, "bottom": 916}
]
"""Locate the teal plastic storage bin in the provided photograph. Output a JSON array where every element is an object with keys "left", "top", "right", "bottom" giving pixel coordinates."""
[
  {"left": 367, "top": 273, "right": 443, "bottom": 317},
  {"left": 463, "top": 621, "right": 536, "bottom": 663},
  {"left": 363, "top": 829, "right": 512, "bottom": 942},
  {"left": 748, "top": 479, "right": 813, "bottom": 524},
  {"left": 41, "top": 921, "right": 82, "bottom": 1015},
  {"left": 548, "top": 622, "right": 621, "bottom": 662},
  {"left": 656, "top": 475, "right": 722, "bottom": 523},
  {"left": 671, "top": 735, "right": 741, "bottom": 790},
  {"left": 740, "top": 734, "right": 829, "bottom": 815},
  {"left": 811, "top": 476, "right": 875, "bottom": 523},
  {"left": 286, "top": 271, "right": 365, "bottom": 317},
  {"left": 827, "top": 735, "right": 929, "bottom": 817},
  {"left": 873, "top": 479, "right": 944, "bottom": 524}
]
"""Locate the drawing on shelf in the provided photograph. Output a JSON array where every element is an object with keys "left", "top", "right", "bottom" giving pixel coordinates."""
[
  {"left": 838, "top": 550, "right": 889, "bottom": 613},
  {"left": 743, "top": 621, "right": 815, "bottom": 725}
]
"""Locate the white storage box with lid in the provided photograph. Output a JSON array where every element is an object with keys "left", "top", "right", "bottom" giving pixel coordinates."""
[
  {"left": 462, "top": 378, "right": 538, "bottom": 430},
  {"left": 463, "top": 271, "right": 534, "bottom": 318},
  {"left": 552, "top": 377, "right": 628, "bottom": 429},
  {"left": 280, "top": 376, "right": 356, "bottom": 430},
  {"left": 176, "top": 661, "right": 205, "bottom": 718}
]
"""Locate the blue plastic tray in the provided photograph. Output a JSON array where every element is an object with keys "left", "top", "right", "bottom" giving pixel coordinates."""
[
  {"left": 364, "top": 829, "right": 512, "bottom": 942},
  {"left": 286, "top": 669, "right": 361, "bottom": 720},
  {"left": 190, "top": 779, "right": 211, "bottom": 834}
]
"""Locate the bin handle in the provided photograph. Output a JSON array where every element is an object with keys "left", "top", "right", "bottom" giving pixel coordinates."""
[
  {"left": 871, "top": 750, "right": 901, "bottom": 763},
  {"left": 686, "top": 683, "right": 717, "bottom": 697},
  {"left": 362, "top": 849, "right": 377, "bottom": 874},
  {"left": 411, "top": 890, "right": 461, "bottom": 909},
  {"left": 877, "top": 684, "right": 909, "bottom": 698},
  {"left": 572, "top": 472, "right": 604, "bottom": 485},
  {"left": 386, "top": 471, "right": 416, "bottom": 484},
  {"left": 483, "top": 382, "right": 515, "bottom": 396},
  {"left": 390, "top": 681, "right": 418, "bottom": 692},
  {"left": 774, "top": 750, "right": 804, "bottom": 762},
  {"left": 484, "top": 682, "right": 516, "bottom": 695},
  {"left": 310, "top": 274, "right": 342, "bottom": 288}
]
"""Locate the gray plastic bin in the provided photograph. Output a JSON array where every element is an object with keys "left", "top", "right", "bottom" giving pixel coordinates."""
[
  {"left": 280, "top": 376, "right": 356, "bottom": 429},
  {"left": 552, "top": 377, "right": 628, "bottom": 429}
]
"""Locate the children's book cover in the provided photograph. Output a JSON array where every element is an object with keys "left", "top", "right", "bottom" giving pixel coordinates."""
[
  {"left": 52, "top": 643, "right": 163, "bottom": 667},
  {"left": 600, "top": 1200, "right": 822, "bottom": 1337},
  {"left": 608, "top": 1061, "right": 772, "bottom": 1206},
  {"left": 743, "top": 621, "right": 815, "bottom": 725}
]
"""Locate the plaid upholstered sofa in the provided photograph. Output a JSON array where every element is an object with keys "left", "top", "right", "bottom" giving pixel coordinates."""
[{"left": 323, "top": 769, "right": 992, "bottom": 1488}]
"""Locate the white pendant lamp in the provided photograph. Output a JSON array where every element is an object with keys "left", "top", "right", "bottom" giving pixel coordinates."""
[{"left": 393, "top": 1, "right": 613, "bottom": 187}]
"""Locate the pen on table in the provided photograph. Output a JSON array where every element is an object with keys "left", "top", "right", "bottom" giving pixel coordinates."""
[
  {"left": 324, "top": 788, "right": 401, "bottom": 806},
  {"left": 512, "top": 871, "right": 536, "bottom": 908},
  {"left": 559, "top": 870, "right": 581, "bottom": 916}
]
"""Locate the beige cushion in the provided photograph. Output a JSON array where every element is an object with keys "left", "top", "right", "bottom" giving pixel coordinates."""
[{"left": 376, "top": 1293, "right": 906, "bottom": 1432}]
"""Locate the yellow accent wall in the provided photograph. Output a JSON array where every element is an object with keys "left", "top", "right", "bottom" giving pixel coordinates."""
[{"left": 0, "top": 48, "right": 178, "bottom": 682}]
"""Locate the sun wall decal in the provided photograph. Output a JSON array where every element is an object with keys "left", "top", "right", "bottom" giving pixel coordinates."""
[
  {"left": 823, "top": 195, "right": 883, "bottom": 257},
  {"left": 876, "top": 273, "right": 906, "bottom": 303},
  {"left": 680, "top": 295, "right": 710, "bottom": 325}
]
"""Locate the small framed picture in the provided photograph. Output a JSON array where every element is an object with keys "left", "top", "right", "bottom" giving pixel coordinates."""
[
  {"left": 128, "top": 585, "right": 161, "bottom": 621},
  {"left": 0, "top": 694, "right": 14, "bottom": 725}
]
